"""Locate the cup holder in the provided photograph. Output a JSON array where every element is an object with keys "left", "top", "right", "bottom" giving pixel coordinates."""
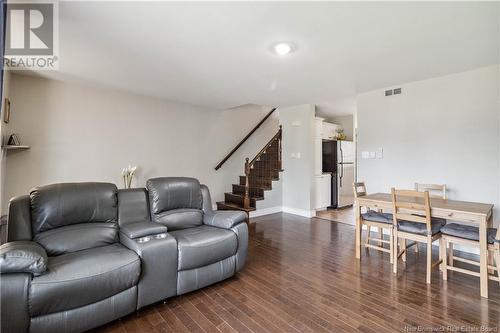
[
  {"left": 137, "top": 236, "right": 151, "bottom": 243},
  {"left": 154, "top": 233, "right": 167, "bottom": 239}
]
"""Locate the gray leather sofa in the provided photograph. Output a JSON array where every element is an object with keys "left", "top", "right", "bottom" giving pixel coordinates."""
[{"left": 0, "top": 178, "right": 248, "bottom": 333}]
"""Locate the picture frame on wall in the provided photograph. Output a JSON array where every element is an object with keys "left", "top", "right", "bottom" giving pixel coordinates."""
[{"left": 3, "top": 97, "right": 10, "bottom": 123}]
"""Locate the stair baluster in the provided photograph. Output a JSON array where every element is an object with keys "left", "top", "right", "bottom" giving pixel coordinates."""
[{"left": 244, "top": 157, "right": 251, "bottom": 209}]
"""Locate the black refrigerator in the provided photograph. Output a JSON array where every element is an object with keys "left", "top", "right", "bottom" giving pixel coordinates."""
[{"left": 322, "top": 140, "right": 355, "bottom": 208}]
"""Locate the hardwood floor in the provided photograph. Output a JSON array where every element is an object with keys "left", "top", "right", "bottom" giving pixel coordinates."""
[
  {"left": 94, "top": 213, "right": 499, "bottom": 333},
  {"left": 316, "top": 207, "right": 355, "bottom": 225}
]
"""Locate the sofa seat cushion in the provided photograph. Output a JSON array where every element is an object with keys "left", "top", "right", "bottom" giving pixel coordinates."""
[
  {"left": 441, "top": 223, "right": 498, "bottom": 244},
  {"left": 170, "top": 225, "right": 237, "bottom": 271},
  {"left": 398, "top": 218, "right": 446, "bottom": 236},
  {"left": 30, "top": 244, "right": 140, "bottom": 316},
  {"left": 361, "top": 211, "right": 393, "bottom": 224}
]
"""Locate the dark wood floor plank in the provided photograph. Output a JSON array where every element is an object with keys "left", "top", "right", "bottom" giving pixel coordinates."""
[
  {"left": 179, "top": 298, "right": 222, "bottom": 333},
  {"left": 93, "top": 213, "right": 499, "bottom": 333}
]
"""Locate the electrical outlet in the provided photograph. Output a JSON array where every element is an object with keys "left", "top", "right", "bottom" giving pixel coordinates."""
[
  {"left": 361, "top": 151, "right": 370, "bottom": 159},
  {"left": 385, "top": 89, "right": 393, "bottom": 96},
  {"left": 376, "top": 148, "right": 383, "bottom": 159},
  {"left": 369, "top": 152, "right": 376, "bottom": 159},
  {"left": 394, "top": 88, "right": 402, "bottom": 95}
]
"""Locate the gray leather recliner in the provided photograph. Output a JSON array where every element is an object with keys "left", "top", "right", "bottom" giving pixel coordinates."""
[
  {"left": 146, "top": 177, "right": 248, "bottom": 295},
  {"left": 1, "top": 183, "right": 141, "bottom": 333},
  {"left": 0, "top": 179, "right": 248, "bottom": 333}
]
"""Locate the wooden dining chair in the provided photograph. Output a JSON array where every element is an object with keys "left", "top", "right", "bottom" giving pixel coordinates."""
[
  {"left": 440, "top": 222, "right": 500, "bottom": 290},
  {"left": 413, "top": 183, "right": 446, "bottom": 253},
  {"left": 391, "top": 188, "right": 446, "bottom": 284},
  {"left": 354, "top": 182, "right": 394, "bottom": 263}
]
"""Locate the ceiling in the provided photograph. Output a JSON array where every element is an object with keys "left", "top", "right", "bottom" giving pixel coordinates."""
[{"left": 31, "top": 1, "right": 499, "bottom": 113}]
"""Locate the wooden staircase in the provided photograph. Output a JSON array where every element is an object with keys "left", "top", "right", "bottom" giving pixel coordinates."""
[{"left": 217, "top": 126, "right": 283, "bottom": 213}]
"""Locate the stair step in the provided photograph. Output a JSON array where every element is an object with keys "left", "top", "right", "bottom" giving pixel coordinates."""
[
  {"left": 239, "top": 176, "right": 276, "bottom": 187},
  {"left": 216, "top": 201, "right": 255, "bottom": 212},
  {"left": 232, "top": 184, "right": 266, "bottom": 197},
  {"left": 224, "top": 192, "right": 263, "bottom": 208}
]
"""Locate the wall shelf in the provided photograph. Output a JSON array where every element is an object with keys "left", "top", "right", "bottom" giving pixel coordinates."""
[{"left": 1, "top": 145, "right": 30, "bottom": 151}]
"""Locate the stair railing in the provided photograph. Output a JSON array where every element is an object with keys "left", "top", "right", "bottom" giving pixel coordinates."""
[
  {"left": 243, "top": 125, "right": 282, "bottom": 209},
  {"left": 215, "top": 107, "right": 277, "bottom": 171}
]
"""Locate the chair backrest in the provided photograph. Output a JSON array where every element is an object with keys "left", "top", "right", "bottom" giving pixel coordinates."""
[
  {"left": 391, "top": 188, "right": 432, "bottom": 232},
  {"left": 146, "top": 177, "right": 204, "bottom": 230},
  {"left": 30, "top": 182, "right": 119, "bottom": 256},
  {"left": 415, "top": 183, "right": 446, "bottom": 199},
  {"left": 353, "top": 182, "right": 367, "bottom": 199}
]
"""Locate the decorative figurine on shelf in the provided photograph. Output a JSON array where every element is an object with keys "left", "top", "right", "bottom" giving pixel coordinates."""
[
  {"left": 7, "top": 133, "right": 21, "bottom": 145},
  {"left": 122, "top": 165, "right": 137, "bottom": 189},
  {"left": 335, "top": 128, "right": 346, "bottom": 140}
]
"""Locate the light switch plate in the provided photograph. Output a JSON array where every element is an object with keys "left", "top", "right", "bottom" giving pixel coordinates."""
[
  {"left": 376, "top": 148, "right": 383, "bottom": 159},
  {"left": 361, "top": 151, "right": 370, "bottom": 159},
  {"left": 369, "top": 152, "right": 376, "bottom": 159}
]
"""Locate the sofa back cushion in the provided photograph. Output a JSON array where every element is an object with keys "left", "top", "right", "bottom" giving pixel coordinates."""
[
  {"left": 34, "top": 223, "right": 118, "bottom": 256},
  {"left": 30, "top": 183, "right": 118, "bottom": 254},
  {"left": 117, "top": 188, "right": 151, "bottom": 226},
  {"left": 146, "top": 177, "right": 203, "bottom": 230}
]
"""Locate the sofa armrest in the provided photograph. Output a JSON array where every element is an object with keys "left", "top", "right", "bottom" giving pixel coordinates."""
[
  {"left": 203, "top": 211, "right": 247, "bottom": 229},
  {"left": 119, "top": 231, "right": 177, "bottom": 309},
  {"left": 1, "top": 273, "right": 31, "bottom": 333},
  {"left": 0, "top": 241, "right": 47, "bottom": 276},
  {"left": 119, "top": 221, "right": 167, "bottom": 239}
]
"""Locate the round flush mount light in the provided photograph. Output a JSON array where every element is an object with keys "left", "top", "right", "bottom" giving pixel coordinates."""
[{"left": 272, "top": 42, "right": 294, "bottom": 56}]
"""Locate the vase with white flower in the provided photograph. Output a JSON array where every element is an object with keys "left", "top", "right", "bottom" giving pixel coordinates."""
[{"left": 122, "top": 165, "right": 137, "bottom": 189}]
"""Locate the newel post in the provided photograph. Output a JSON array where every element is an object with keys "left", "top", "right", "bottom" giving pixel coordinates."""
[
  {"left": 278, "top": 125, "right": 282, "bottom": 169},
  {"left": 244, "top": 157, "right": 251, "bottom": 209}
]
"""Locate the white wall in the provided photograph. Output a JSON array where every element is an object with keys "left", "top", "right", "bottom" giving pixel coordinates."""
[
  {"left": 3, "top": 75, "right": 280, "bottom": 212},
  {"left": 0, "top": 70, "right": 12, "bottom": 215},
  {"left": 280, "top": 104, "right": 316, "bottom": 217},
  {"left": 357, "top": 65, "right": 500, "bottom": 224}
]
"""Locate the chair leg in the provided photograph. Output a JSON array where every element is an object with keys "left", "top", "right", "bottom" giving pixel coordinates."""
[
  {"left": 494, "top": 245, "right": 500, "bottom": 286},
  {"left": 441, "top": 238, "right": 447, "bottom": 280},
  {"left": 448, "top": 243, "right": 454, "bottom": 268},
  {"left": 365, "top": 226, "right": 371, "bottom": 246},
  {"left": 389, "top": 228, "right": 394, "bottom": 264},
  {"left": 426, "top": 237, "right": 432, "bottom": 284},
  {"left": 401, "top": 239, "right": 407, "bottom": 262},
  {"left": 488, "top": 252, "right": 495, "bottom": 275},
  {"left": 393, "top": 231, "right": 398, "bottom": 274},
  {"left": 378, "top": 227, "right": 383, "bottom": 247}
]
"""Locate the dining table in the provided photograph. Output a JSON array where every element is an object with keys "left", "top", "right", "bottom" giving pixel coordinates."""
[{"left": 355, "top": 192, "right": 494, "bottom": 298}]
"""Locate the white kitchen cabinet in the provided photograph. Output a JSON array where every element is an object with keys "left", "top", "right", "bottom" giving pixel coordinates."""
[
  {"left": 314, "top": 137, "right": 322, "bottom": 175},
  {"left": 322, "top": 122, "right": 340, "bottom": 140},
  {"left": 314, "top": 174, "right": 332, "bottom": 209},
  {"left": 314, "top": 117, "right": 324, "bottom": 139}
]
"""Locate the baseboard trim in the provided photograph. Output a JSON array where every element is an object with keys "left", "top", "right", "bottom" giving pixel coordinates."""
[
  {"left": 282, "top": 206, "right": 315, "bottom": 218},
  {"left": 250, "top": 206, "right": 283, "bottom": 218}
]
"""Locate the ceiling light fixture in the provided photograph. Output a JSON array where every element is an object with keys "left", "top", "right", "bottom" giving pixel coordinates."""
[{"left": 273, "top": 42, "right": 293, "bottom": 56}]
